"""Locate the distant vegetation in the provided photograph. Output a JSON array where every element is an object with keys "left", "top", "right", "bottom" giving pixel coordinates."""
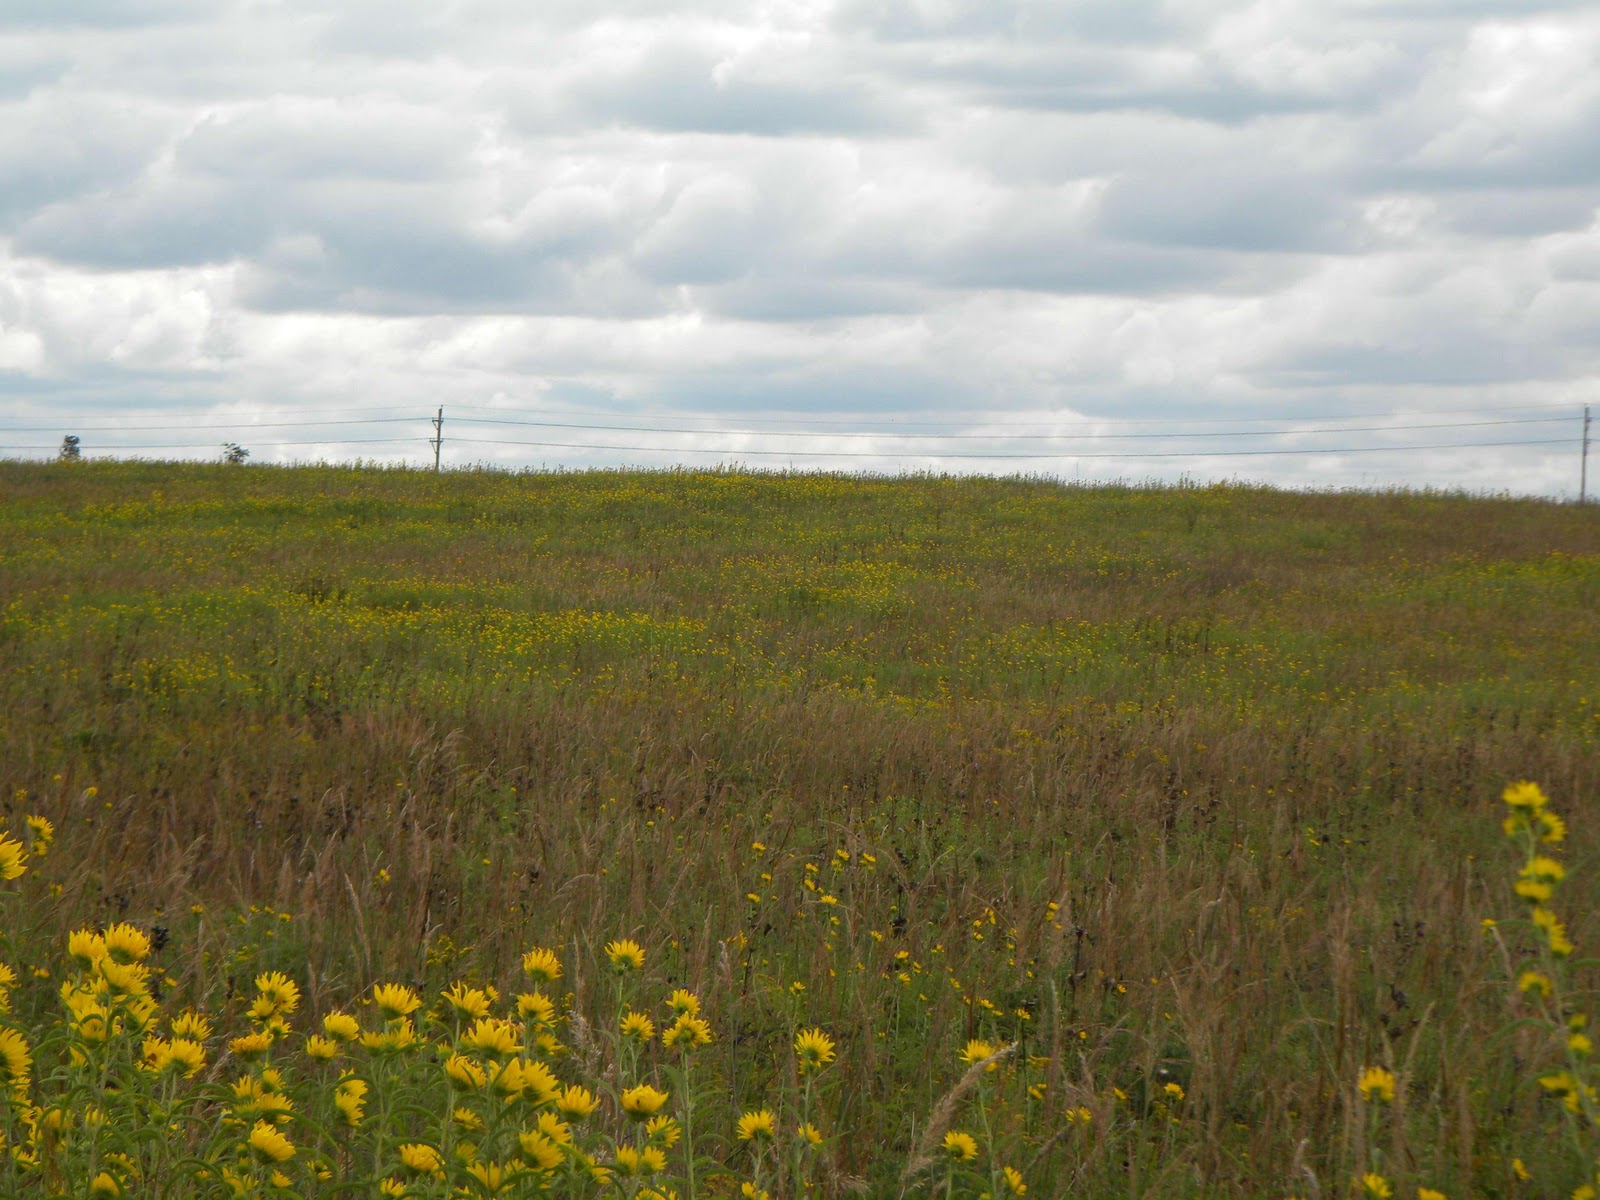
[{"left": 1, "top": 459, "right": 1598, "bottom": 1197}]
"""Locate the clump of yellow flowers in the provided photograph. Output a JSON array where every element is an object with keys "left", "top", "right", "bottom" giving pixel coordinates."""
[{"left": 1492, "top": 780, "right": 1600, "bottom": 1198}]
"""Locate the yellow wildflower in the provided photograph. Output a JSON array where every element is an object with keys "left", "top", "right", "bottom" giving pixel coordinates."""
[
  {"left": 253, "top": 972, "right": 300, "bottom": 1017},
  {"left": 521, "top": 947, "right": 562, "bottom": 984},
  {"left": 373, "top": 983, "right": 421, "bottom": 1021},
  {"left": 1357, "top": 1066, "right": 1395, "bottom": 1105},
  {"left": 445, "top": 1053, "right": 488, "bottom": 1091},
  {"left": 516, "top": 992, "right": 556, "bottom": 1025},
  {"left": 736, "top": 1109, "right": 776, "bottom": 1141},
  {"left": 942, "top": 1131, "right": 979, "bottom": 1161},
  {"left": 1360, "top": 1173, "right": 1392, "bottom": 1199},
  {"left": 662, "top": 1014, "right": 713, "bottom": 1050},
  {"left": 102, "top": 923, "right": 151, "bottom": 964},
  {"left": 442, "top": 981, "right": 493, "bottom": 1021},
  {"left": 460, "top": 1017, "right": 522, "bottom": 1059},
  {"left": 605, "top": 939, "right": 646, "bottom": 972},
  {"left": 229, "top": 1031, "right": 273, "bottom": 1061},
  {"left": 795, "top": 1027, "right": 836, "bottom": 1072},
  {"left": 305, "top": 1035, "right": 339, "bottom": 1062},
  {"left": 1503, "top": 781, "right": 1549, "bottom": 810},
  {"left": 1002, "top": 1165, "right": 1028, "bottom": 1195},
  {"left": 24, "top": 816, "right": 52, "bottom": 856},
  {"left": 646, "top": 1115, "right": 681, "bottom": 1147},
  {"left": 167, "top": 1037, "right": 205, "bottom": 1077},
  {"left": 621, "top": 1010, "right": 656, "bottom": 1043},
  {"left": 666, "top": 989, "right": 701, "bottom": 1017},
  {"left": 248, "top": 1120, "right": 295, "bottom": 1163},
  {"left": 172, "top": 1010, "right": 212, "bottom": 1040},
  {"left": 620, "top": 1084, "right": 669, "bottom": 1120},
  {"left": 959, "top": 1039, "right": 999, "bottom": 1069},
  {"left": 517, "top": 1131, "right": 564, "bottom": 1170},
  {"left": 0, "top": 1028, "right": 32, "bottom": 1090},
  {"left": 361, "top": 1021, "right": 418, "bottom": 1054},
  {"left": 335, "top": 1076, "right": 368, "bottom": 1126},
  {"left": 398, "top": 1143, "right": 444, "bottom": 1177},
  {"left": 0, "top": 834, "right": 27, "bottom": 881},
  {"left": 323, "top": 1011, "right": 361, "bottom": 1041},
  {"left": 556, "top": 1084, "right": 599, "bottom": 1120}
]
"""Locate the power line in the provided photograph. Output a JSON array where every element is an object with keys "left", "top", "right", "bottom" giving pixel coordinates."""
[
  {"left": 0, "top": 438, "right": 423, "bottom": 451},
  {"left": 0, "top": 417, "right": 423, "bottom": 433},
  {"left": 12, "top": 398, "right": 1580, "bottom": 431},
  {"left": 445, "top": 414, "right": 1572, "bottom": 441},
  {"left": 0, "top": 413, "right": 1576, "bottom": 442},
  {"left": 444, "top": 399, "right": 1586, "bottom": 429},
  {"left": 449, "top": 435, "right": 1574, "bottom": 460}
]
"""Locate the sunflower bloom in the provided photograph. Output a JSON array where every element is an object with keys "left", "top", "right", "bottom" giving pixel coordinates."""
[
  {"left": 445, "top": 1053, "right": 488, "bottom": 1091},
  {"left": 556, "top": 1084, "right": 599, "bottom": 1120},
  {"left": 518, "top": 1131, "right": 564, "bottom": 1170},
  {"left": 67, "top": 930, "right": 106, "bottom": 969},
  {"left": 1002, "top": 1165, "right": 1028, "bottom": 1195},
  {"left": 1357, "top": 1066, "right": 1395, "bottom": 1105},
  {"left": 254, "top": 972, "right": 301, "bottom": 1017},
  {"left": 461, "top": 1017, "right": 522, "bottom": 1059},
  {"left": 0, "top": 1028, "right": 32, "bottom": 1091},
  {"left": 248, "top": 1120, "right": 296, "bottom": 1163},
  {"left": 1359, "top": 1173, "right": 1391, "bottom": 1199},
  {"left": 102, "top": 923, "right": 152, "bottom": 965},
  {"left": 167, "top": 1037, "right": 206, "bottom": 1077},
  {"left": 662, "top": 1015, "right": 713, "bottom": 1050},
  {"left": 605, "top": 939, "right": 646, "bottom": 972},
  {"left": 736, "top": 1109, "right": 776, "bottom": 1141},
  {"left": 620, "top": 1010, "right": 655, "bottom": 1044},
  {"left": 960, "top": 1039, "right": 999, "bottom": 1069},
  {"left": 516, "top": 991, "right": 556, "bottom": 1025},
  {"left": 172, "top": 1010, "right": 212, "bottom": 1040},
  {"left": 1503, "top": 781, "right": 1549, "bottom": 811},
  {"left": 398, "top": 1143, "right": 444, "bottom": 1177},
  {"left": 24, "top": 815, "right": 53, "bottom": 856},
  {"left": 442, "top": 981, "right": 493, "bottom": 1021},
  {"left": 0, "top": 834, "right": 26, "bottom": 881},
  {"left": 795, "top": 1027, "right": 837, "bottom": 1073},
  {"left": 373, "top": 983, "right": 421, "bottom": 1021},
  {"left": 942, "top": 1131, "right": 979, "bottom": 1162},
  {"left": 335, "top": 1076, "right": 368, "bottom": 1126},
  {"left": 229, "top": 1031, "right": 273, "bottom": 1061},
  {"left": 666, "top": 989, "right": 701, "bottom": 1017},
  {"left": 620, "top": 1083, "right": 669, "bottom": 1120},
  {"left": 521, "top": 948, "right": 562, "bottom": 985},
  {"left": 646, "top": 1114, "right": 681, "bottom": 1147},
  {"left": 323, "top": 1011, "right": 361, "bottom": 1041}
]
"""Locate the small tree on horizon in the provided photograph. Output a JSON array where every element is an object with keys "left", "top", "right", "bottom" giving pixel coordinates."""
[
  {"left": 223, "top": 442, "right": 250, "bottom": 465},
  {"left": 58, "top": 435, "right": 81, "bottom": 462}
]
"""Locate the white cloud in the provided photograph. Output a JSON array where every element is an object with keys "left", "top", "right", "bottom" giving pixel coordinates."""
[{"left": 0, "top": 1, "right": 1594, "bottom": 494}]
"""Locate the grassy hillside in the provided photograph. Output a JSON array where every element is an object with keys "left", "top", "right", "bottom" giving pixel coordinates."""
[{"left": 2, "top": 460, "right": 1599, "bottom": 1197}]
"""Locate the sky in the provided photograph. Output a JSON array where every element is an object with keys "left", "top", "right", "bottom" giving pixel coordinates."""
[{"left": 1, "top": 0, "right": 1598, "bottom": 494}]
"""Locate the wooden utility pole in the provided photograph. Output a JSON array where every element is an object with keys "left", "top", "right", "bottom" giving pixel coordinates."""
[
  {"left": 430, "top": 407, "right": 443, "bottom": 473},
  {"left": 1583, "top": 405, "right": 1592, "bottom": 504}
]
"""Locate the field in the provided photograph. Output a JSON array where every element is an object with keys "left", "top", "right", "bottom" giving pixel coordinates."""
[{"left": 2, "top": 459, "right": 1600, "bottom": 1198}]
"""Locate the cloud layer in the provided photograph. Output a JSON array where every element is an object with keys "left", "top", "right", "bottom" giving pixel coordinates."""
[{"left": 1, "top": 0, "right": 1597, "bottom": 493}]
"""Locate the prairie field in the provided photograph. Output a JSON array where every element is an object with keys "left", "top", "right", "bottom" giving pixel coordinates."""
[{"left": 2, "top": 459, "right": 1600, "bottom": 1198}]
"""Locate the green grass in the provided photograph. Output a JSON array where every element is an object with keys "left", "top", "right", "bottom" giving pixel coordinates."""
[{"left": 3, "top": 459, "right": 1600, "bottom": 1196}]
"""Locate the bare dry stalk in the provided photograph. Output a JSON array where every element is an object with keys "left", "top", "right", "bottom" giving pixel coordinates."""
[{"left": 898, "top": 1043, "right": 1016, "bottom": 1188}]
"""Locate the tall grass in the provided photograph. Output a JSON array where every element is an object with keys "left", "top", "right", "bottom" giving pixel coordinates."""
[{"left": 1, "top": 460, "right": 1599, "bottom": 1194}]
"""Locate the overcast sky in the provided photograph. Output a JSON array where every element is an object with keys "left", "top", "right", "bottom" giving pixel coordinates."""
[{"left": 1, "top": 0, "right": 1598, "bottom": 494}]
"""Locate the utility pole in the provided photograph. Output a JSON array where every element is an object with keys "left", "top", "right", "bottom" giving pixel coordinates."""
[
  {"left": 1583, "top": 404, "right": 1592, "bottom": 504},
  {"left": 430, "top": 406, "right": 443, "bottom": 473}
]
